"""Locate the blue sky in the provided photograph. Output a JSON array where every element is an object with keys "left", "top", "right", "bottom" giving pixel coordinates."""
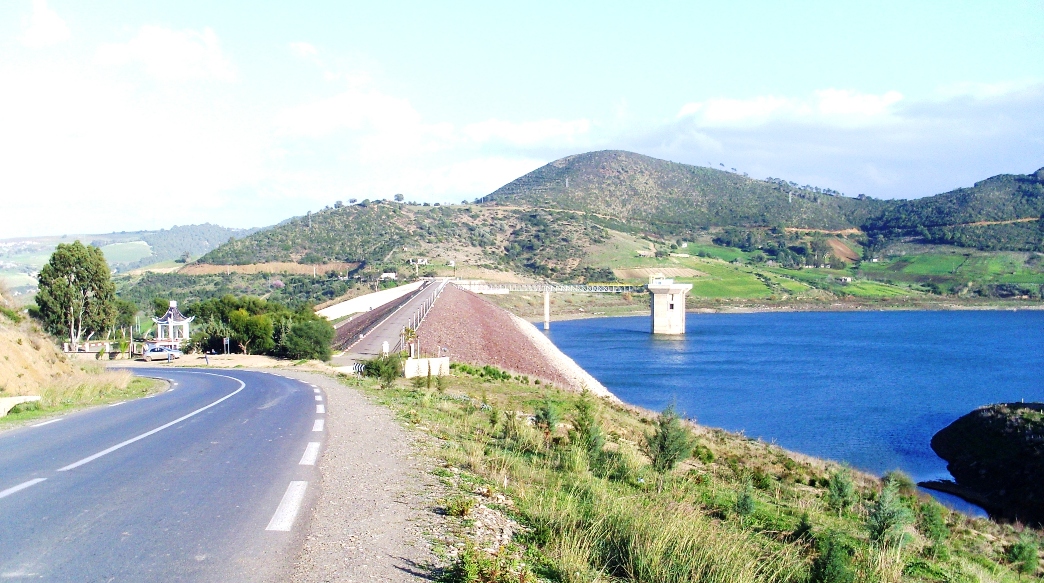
[{"left": 1, "top": 0, "right": 1043, "bottom": 236}]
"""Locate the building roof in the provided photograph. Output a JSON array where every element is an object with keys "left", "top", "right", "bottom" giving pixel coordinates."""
[{"left": 153, "top": 301, "right": 195, "bottom": 324}]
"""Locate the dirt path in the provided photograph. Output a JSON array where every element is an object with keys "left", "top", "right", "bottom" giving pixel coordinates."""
[{"left": 282, "top": 371, "right": 442, "bottom": 583}]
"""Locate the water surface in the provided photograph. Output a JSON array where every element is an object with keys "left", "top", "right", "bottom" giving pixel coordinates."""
[{"left": 545, "top": 310, "right": 1044, "bottom": 515}]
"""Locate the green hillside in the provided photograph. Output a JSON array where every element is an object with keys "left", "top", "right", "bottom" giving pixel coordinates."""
[
  {"left": 865, "top": 167, "right": 1044, "bottom": 251},
  {"left": 197, "top": 202, "right": 613, "bottom": 281},
  {"left": 483, "top": 150, "right": 888, "bottom": 233},
  {"left": 163, "top": 151, "right": 1044, "bottom": 308}
]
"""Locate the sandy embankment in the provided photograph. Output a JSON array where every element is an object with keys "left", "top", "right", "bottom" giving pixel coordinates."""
[{"left": 417, "top": 285, "right": 617, "bottom": 401}]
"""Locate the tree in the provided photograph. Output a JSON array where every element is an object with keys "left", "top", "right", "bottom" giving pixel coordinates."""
[
  {"left": 394, "top": 193, "right": 404, "bottom": 202},
  {"left": 826, "top": 467, "right": 857, "bottom": 514},
  {"left": 811, "top": 532, "right": 855, "bottom": 583},
  {"left": 228, "top": 309, "right": 274, "bottom": 354},
  {"left": 35, "top": 241, "right": 117, "bottom": 348},
  {"left": 866, "top": 483, "right": 913, "bottom": 547},
  {"left": 569, "top": 391, "right": 604, "bottom": 463},
  {"left": 1009, "top": 536, "right": 1038, "bottom": 580},
  {"left": 642, "top": 403, "right": 692, "bottom": 474},
  {"left": 281, "top": 320, "right": 334, "bottom": 361},
  {"left": 534, "top": 396, "right": 560, "bottom": 443}
]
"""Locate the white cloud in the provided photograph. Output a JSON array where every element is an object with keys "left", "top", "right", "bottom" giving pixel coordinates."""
[
  {"left": 677, "top": 89, "right": 904, "bottom": 128},
  {"left": 289, "top": 42, "right": 318, "bottom": 58},
  {"left": 647, "top": 84, "right": 1044, "bottom": 200},
  {"left": 95, "top": 26, "right": 235, "bottom": 82},
  {"left": 20, "top": 0, "right": 70, "bottom": 48},
  {"left": 463, "top": 118, "right": 591, "bottom": 146}
]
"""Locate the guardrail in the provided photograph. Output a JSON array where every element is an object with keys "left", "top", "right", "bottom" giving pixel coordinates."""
[
  {"left": 333, "top": 282, "right": 430, "bottom": 351},
  {"left": 451, "top": 282, "right": 643, "bottom": 293},
  {"left": 394, "top": 278, "right": 450, "bottom": 354}
]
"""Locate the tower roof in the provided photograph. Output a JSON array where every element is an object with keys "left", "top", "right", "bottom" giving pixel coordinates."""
[{"left": 153, "top": 300, "right": 194, "bottom": 324}]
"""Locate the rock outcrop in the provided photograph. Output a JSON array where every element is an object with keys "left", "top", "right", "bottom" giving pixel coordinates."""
[{"left": 925, "top": 403, "right": 1044, "bottom": 525}]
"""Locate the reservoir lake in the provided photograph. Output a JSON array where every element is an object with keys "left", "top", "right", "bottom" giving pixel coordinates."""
[{"left": 544, "top": 310, "right": 1044, "bottom": 515}]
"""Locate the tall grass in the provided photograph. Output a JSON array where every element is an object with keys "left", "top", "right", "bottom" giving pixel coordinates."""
[
  {"left": 359, "top": 374, "right": 1039, "bottom": 583},
  {"left": 40, "top": 364, "right": 133, "bottom": 408}
]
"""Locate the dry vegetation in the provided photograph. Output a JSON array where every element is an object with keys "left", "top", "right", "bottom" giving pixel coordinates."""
[{"left": 0, "top": 284, "right": 158, "bottom": 423}]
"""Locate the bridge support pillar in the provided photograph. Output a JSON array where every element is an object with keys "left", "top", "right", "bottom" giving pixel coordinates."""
[
  {"left": 543, "top": 290, "right": 550, "bottom": 330},
  {"left": 646, "top": 275, "right": 693, "bottom": 334}
]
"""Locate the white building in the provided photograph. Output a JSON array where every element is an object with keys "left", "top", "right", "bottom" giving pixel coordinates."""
[{"left": 152, "top": 301, "right": 194, "bottom": 350}]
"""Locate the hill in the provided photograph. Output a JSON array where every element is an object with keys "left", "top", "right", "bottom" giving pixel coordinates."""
[
  {"left": 484, "top": 150, "right": 888, "bottom": 233},
  {"left": 865, "top": 167, "right": 1044, "bottom": 251},
  {"left": 197, "top": 202, "right": 614, "bottom": 281},
  {"left": 0, "top": 224, "right": 257, "bottom": 301}
]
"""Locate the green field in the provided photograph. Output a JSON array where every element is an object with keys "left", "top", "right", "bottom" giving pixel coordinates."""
[
  {"left": 681, "top": 260, "right": 771, "bottom": 299},
  {"left": 100, "top": 241, "right": 153, "bottom": 264},
  {"left": 858, "top": 250, "right": 1044, "bottom": 292}
]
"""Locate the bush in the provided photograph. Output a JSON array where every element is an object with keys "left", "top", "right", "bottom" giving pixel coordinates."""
[
  {"left": 810, "top": 531, "right": 855, "bottom": 583},
  {"left": 734, "top": 482, "right": 756, "bottom": 518},
  {"left": 362, "top": 354, "right": 402, "bottom": 388},
  {"left": 1008, "top": 536, "right": 1039, "bottom": 579},
  {"left": 882, "top": 469, "right": 916, "bottom": 497},
  {"left": 642, "top": 403, "right": 692, "bottom": 474},
  {"left": 534, "top": 396, "right": 560, "bottom": 443},
  {"left": 917, "top": 500, "right": 949, "bottom": 547},
  {"left": 866, "top": 483, "right": 913, "bottom": 547},
  {"left": 444, "top": 495, "right": 477, "bottom": 517},
  {"left": 826, "top": 467, "right": 856, "bottom": 514},
  {"left": 281, "top": 319, "right": 334, "bottom": 361},
  {"left": 569, "top": 392, "right": 604, "bottom": 465}
]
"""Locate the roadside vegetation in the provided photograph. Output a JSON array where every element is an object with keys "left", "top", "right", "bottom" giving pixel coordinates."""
[
  {"left": 342, "top": 368, "right": 1042, "bottom": 583},
  {"left": 1, "top": 285, "right": 163, "bottom": 427}
]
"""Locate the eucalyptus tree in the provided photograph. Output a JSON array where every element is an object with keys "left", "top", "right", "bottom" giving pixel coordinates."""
[{"left": 35, "top": 241, "right": 116, "bottom": 349}]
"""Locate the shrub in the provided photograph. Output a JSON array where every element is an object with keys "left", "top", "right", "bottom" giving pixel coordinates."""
[
  {"left": 866, "top": 483, "right": 913, "bottom": 547},
  {"left": 810, "top": 531, "right": 855, "bottom": 583},
  {"left": 445, "top": 495, "right": 477, "bottom": 517},
  {"left": 569, "top": 391, "right": 604, "bottom": 465},
  {"left": 534, "top": 396, "right": 560, "bottom": 443},
  {"left": 438, "top": 544, "right": 530, "bottom": 583},
  {"left": 281, "top": 319, "right": 334, "bottom": 361},
  {"left": 1008, "top": 536, "right": 1039, "bottom": 579},
  {"left": 362, "top": 354, "right": 402, "bottom": 388},
  {"left": 917, "top": 500, "right": 949, "bottom": 547},
  {"left": 882, "top": 469, "right": 916, "bottom": 497},
  {"left": 641, "top": 403, "right": 692, "bottom": 474},
  {"left": 734, "top": 482, "right": 756, "bottom": 518},
  {"left": 826, "top": 467, "right": 856, "bottom": 514}
]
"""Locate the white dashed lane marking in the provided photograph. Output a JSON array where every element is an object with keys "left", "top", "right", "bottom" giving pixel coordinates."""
[
  {"left": 312, "top": 419, "right": 324, "bottom": 432},
  {"left": 314, "top": 395, "right": 322, "bottom": 402},
  {"left": 265, "top": 481, "right": 308, "bottom": 532},
  {"left": 299, "top": 442, "right": 320, "bottom": 465},
  {"left": 316, "top": 405, "right": 325, "bottom": 414},
  {"left": 31, "top": 418, "right": 62, "bottom": 428},
  {"left": 0, "top": 478, "right": 46, "bottom": 500}
]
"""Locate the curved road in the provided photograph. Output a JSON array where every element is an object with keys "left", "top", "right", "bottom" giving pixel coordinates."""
[{"left": 0, "top": 369, "right": 324, "bottom": 582}]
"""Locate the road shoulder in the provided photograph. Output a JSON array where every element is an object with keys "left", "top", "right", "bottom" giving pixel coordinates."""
[{"left": 280, "top": 370, "right": 443, "bottom": 582}]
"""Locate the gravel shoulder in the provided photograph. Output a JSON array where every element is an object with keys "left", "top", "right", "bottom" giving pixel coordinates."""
[{"left": 280, "top": 370, "right": 443, "bottom": 582}]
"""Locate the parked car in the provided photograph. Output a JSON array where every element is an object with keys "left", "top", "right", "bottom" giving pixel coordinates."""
[{"left": 142, "top": 346, "right": 183, "bottom": 362}]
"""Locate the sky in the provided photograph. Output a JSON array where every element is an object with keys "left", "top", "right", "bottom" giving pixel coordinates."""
[{"left": 1, "top": 0, "right": 1043, "bottom": 237}]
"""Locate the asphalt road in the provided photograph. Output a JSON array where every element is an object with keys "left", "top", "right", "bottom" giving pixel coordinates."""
[
  {"left": 0, "top": 369, "right": 325, "bottom": 582},
  {"left": 335, "top": 278, "right": 449, "bottom": 364}
]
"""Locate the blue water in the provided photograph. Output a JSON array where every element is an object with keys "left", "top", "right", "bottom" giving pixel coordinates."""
[{"left": 544, "top": 310, "right": 1044, "bottom": 516}]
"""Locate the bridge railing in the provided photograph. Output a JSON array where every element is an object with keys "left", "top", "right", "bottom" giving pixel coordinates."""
[
  {"left": 394, "top": 278, "right": 450, "bottom": 354},
  {"left": 451, "top": 282, "right": 643, "bottom": 294}
]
